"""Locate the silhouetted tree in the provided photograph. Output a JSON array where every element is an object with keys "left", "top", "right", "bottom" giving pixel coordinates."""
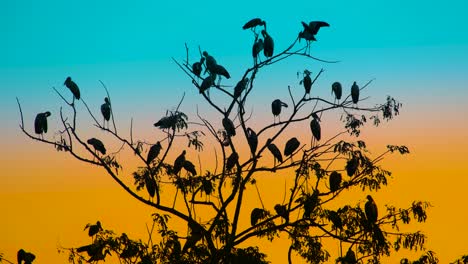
[{"left": 17, "top": 18, "right": 445, "bottom": 263}]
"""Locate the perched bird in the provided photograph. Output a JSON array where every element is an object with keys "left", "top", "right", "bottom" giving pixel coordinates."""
[
  {"left": 284, "top": 137, "right": 300, "bottom": 157},
  {"left": 202, "top": 178, "right": 214, "bottom": 195},
  {"left": 271, "top": 99, "right": 288, "bottom": 123},
  {"left": 246, "top": 128, "right": 258, "bottom": 155},
  {"left": 182, "top": 222, "right": 204, "bottom": 252},
  {"left": 64, "top": 76, "right": 81, "bottom": 100},
  {"left": 226, "top": 152, "right": 239, "bottom": 171},
  {"left": 267, "top": 138, "right": 283, "bottom": 164},
  {"left": 250, "top": 208, "right": 266, "bottom": 226},
  {"left": 202, "top": 51, "right": 217, "bottom": 74},
  {"left": 192, "top": 57, "right": 205, "bottom": 77},
  {"left": 233, "top": 77, "right": 249, "bottom": 99},
  {"left": 351, "top": 81, "right": 360, "bottom": 104},
  {"left": 331, "top": 82, "right": 342, "bottom": 101},
  {"left": 183, "top": 160, "right": 197, "bottom": 176},
  {"left": 252, "top": 38, "right": 264, "bottom": 65},
  {"left": 299, "top": 21, "right": 329, "bottom": 53},
  {"left": 87, "top": 138, "right": 106, "bottom": 155},
  {"left": 302, "top": 70, "right": 312, "bottom": 97},
  {"left": 17, "top": 249, "right": 36, "bottom": 264},
  {"left": 274, "top": 204, "right": 289, "bottom": 222},
  {"left": 85, "top": 221, "right": 103, "bottom": 237},
  {"left": 222, "top": 117, "right": 236, "bottom": 137},
  {"left": 199, "top": 74, "right": 215, "bottom": 94},
  {"left": 147, "top": 141, "right": 162, "bottom": 164},
  {"left": 242, "top": 18, "right": 266, "bottom": 30},
  {"left": 101, "top": 97, "right": 111, "bottom": 128},
  {"left": 34, "top": 111, "right": 51, "bottom": 137},
  {"left": 328, "top": 210, "right": 343, "bottom": 230},
  {"left": 329, "top": 171, "right": 342, "bottom": 192},
  {"left": 262, "top": 30, "right": 274, "bottom": 57},
  {"left": 212, "top": 64, "right": 230, "bottom": 79},
  {"left": 344, "top": 248, "right": 357, "bottom": 264},
  {"left": 365, "top": 195, "right": 378, "bottom": 224},
  {"left": 346, "top": 157, "right": 359, "bottom": 176},
  {"left": 310, "top": 117, "right": 321, "bottom": 141},
  {"left": 145, "top": 173, "right": 157, "bottom": 198},
  {"left": 173, "top": 150, "right": 186, "bottom": 175}
]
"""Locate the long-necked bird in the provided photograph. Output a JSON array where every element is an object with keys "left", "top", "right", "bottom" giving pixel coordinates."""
[
  {"left": 262, "top": 30, "right": 274, "bottom": 57},
  {"left": 34, "top": 111, "right": 51, "bottom": 138},
  {"left": 101, "top": 97, "right": 111, "bottom": 128},
  {"left": 147, "top": 141, "right": 162, "bottom": 164},
  {"left": 242, "top": 18, "right": 266, "bottom": 30},
  {"left": 246, "top": 128, "right": 258, "bottom": 155},
  {"left": 267, "top": 138, "right": 283, "bottom": 164},
  {"left": 284, "top": 137, "right": 300, "bottom": 157},
  {"left": 222, "top": 117, "right": 236, "bottom": 137},
  {"left": 351, "top": 81, "right": 360, "bottom": 104},
  {"left": 271, "top": 99, "right": 288, "bottom": 123},
  {"left": 87, "top": 138, "right": 106, "bottom": 155},
  {"left": 85, "top": 221, "right": 103, "bottom": 237},
  {"left": 64, "top": 77, "right": 81, "bottom": 100}
]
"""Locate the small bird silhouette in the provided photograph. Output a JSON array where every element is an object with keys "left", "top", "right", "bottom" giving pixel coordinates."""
[
  {"left": 271, "top": 99, "right": 288, "bottom": 123},
  {"left": 222, "top": 117, "right": 236, "bottom": 137},
  {"left": 301, "top": 70, "right": 312, "bottom": 97},
  {"left": 284, "top": 137, "right": 300, "bottom": 157},
  {"left": 192, "top": 57, "right": 205, "bottom": 78},
  {"left": 242, "top": 18, "right": 266, "bottom": 30},
  {"left": 64, "top": 76, "right": 81, "bottom": 101},
  {"left": 351, "top": 81, "right": 360, "bottom": 104},
  {"left": 365, "top": 195, "right": 378, "bottom": 224},
  {"left": 262, "top": 30, "right": 274, "bottom": 57},
  {"left": 87, "top": 138, "right": 106, "bottom": 155},
  {"left": 329, "top": 171, "right": 342, "bottom": 192},
  {"left": 34, "top": 111, "right": 51, "bottom": 138},
  {"left": 101, "top": 97, "right": 111, "bottom": 128},
  {"left": 267, "top": 138, "right": 283, "bottom": 165},
  {"left": 331, "top": 82, "right": 343, "bottom": 102},
  {"left": 226, "top": 152, "right": 239, "bottom": 171},
  {"left": 252, "top": 38, "right": 264, "bottom": 65},
  {"left": 310, "top": 117, "right": 321, "bottom": 141},
  {"left": 85, "top": 221, "right": 103, "bottom": 237},
  {"left": 147, "top": 141, "right": 162, "bottom": 164},
  {"left": 246, "top": 128, "right": 258, "bottom": 155},
  {"left": 173, "top": 150, "right": 186, "bottom": 175}
]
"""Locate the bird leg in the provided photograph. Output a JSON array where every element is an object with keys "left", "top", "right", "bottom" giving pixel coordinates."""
[{"left": 172, "top": 188, "right": 179, "bottom": 209}]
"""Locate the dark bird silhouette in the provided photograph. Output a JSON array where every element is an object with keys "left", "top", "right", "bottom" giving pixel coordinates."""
[
  {"left": 299, "top": 21, "right": 329, "bottom": 53},
  {"left": 246, "top": 128, "right": 258, "bottom": 155},
  {"left": 310, "top": 117, "right": 321, "bottom": 141},
  {"left": 267, "top": 138, "right": 283, "bottom": 164},
  {"left": 365, "top": 195, "right": 378, "bottom": 224},
  {"left": 252, "top": 37, "right": 264, "bottom": 65},
  {"left": 147, "top": 141, "right": 162, "bottom": 164},
  {"left": 64, "top": 76, "right": 81, "bottom": 100},
  {"left": 182, "top": 222, "right": 204, "bottom": 253},
  {"left": 351, "top": 81, "right": 360, "bottom": 104},
  {"left": 202, "top": 51, "right": 217, "bottom": 74},
  {"left": 346, "top": 157, "right": 359, "bottom": 176},
  {"left": 87, "top": 138, "right": 106, "bottom": 155},
  {"left": 284, "top": 137, "right": 300, "bottom": 157},
  {"left": 274, "top": 204, "right": 289, "bottom": 222},
  {"left": 332, "top": 82, "right": 342, "bottom": 101},
  {"left": 242, "top": 18, "right": 266, "bottom": 30},
  {"left": 101, "top": 97, "right": 111, "bottom": 128},
  {"left": 183, "top": 160, "right": 197, "bottom": 176},
  {"left": 302, "top": 70, "right": 312, "bottom": 97},
  {"left": 271, "top": 99, "right": 288, "bottom": 123},
  {"left": 34, "top": 111, "right": 51, "bottom": 137},
  {"left": 226, "top": 152, "right": 239, "bottom": 171},
  {"left": 222, "top": 117, "right": 236, "bottom": 137},
  {"left": 234, "top": 77, "right": 249, "bottom": 99},
  {"left": 192, "top": 57, "right": 205, "bottom": 77},
  {"left": 262, "top": 30, "right": 274, "bottom": 57},
  {"left": 328, "top": 210, "right": 343, "bottom": 230},
  {"left": 85, "top": 221, "right": 103, "bottom": 237},
  {"left": 173, "top": 150, "right": 186, "bottom": 175},
  {"left": 329, "top": 171, "right": 342, "bottom": 192},
  {"left": 344, "top": 248, "right": 357, "bottom": 264},
  {"left": 199, "top": 74, "right": 215, "bottom": 94},
  {"left": 17, "top": 249, "right": 36, "bottom": 264},
  {"left": 145, "top": 173, "right": 157, "bottom": 198},
  {"left": 212, "top": 64, "right": 230, "bottom": 79},
  {"left": 250, "top": 208, "right": 266, "bottom": 226}
]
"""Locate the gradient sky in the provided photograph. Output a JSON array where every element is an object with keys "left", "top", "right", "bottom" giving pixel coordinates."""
[{"left": 2, "top": 0, "right": 468, "bottom": 263}]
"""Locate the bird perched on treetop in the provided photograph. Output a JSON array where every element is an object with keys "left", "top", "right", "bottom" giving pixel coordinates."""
[
  {"left": 365, "top": 195, "right": 378, "bottom": 224},
  {"left": 284, "top": 137, "right": 300, "bottom": 157},
  {"left": 242, "top": 18, "right": 266, "bottom": 30},
  {"left": 332, "top": 82, "right": 343, "bottom": 102},
  {"left": 301, "top": 70, "right": 312, "bottom": 97},
  {"left": 310, "top": 117, "right": 321, "bottom": 141},
  {"left": 101, "top": 97, "right": 111, "bottom": 128},
  {"left": 173, "top": 150, "right": 186, "bottom": 175},
  {"left": 34, "top": 111, "right": 51, "bottom": 138},
  {"left": 222, "top": 117, "right": 236, "bottom": 137},
  {"left": 271, "top": 99, "right": 288, "bottom": 123},
  {"left": 267, "top": 138, "right": 283, "bottom": 165},
  {"left": 85, "top": 221, "right": 103, "bottom": 237},
  {"left": 87, "top": 138, "right": 106, "bottom": 155},
  {"left": 246, "top": 128, "right": 258, "bottom": 155},
  {"left": 351, "top": 81, "right": 360, "bottom": 104},
  {"left": 64, "top": 76, "right": 81, "bottom": 100},
  {"left": 299, "top": 21, "right": 329, "bottom": 53},
  {"left": 147, "top": 141, "right": 162, "bottom": 164}
]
